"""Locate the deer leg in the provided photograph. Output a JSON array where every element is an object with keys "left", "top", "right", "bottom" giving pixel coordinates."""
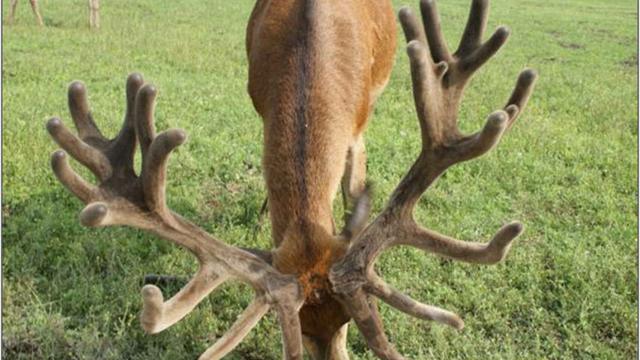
[
  {"left": 302, "top": 323, "right": 350, "bottom": 360},
  {"left": 327, "top": 323, "right": 349, "bottom": 360},
  {"left": 28, "top": 0, "right": 43, "bottom": 26},
  {"left": 88, "top": 0, "right": 99, "bottom": 28},
  {"left": 8, "top": 0, "right": 18, "bottom": 25},
  {"left": 302, "top": 336, "right": 324, "bottom": 360},
  {"left": 340, "top": 72, "right": 389, "bottom": 213},
  {"left": 252, "top": 196, "right": 269, "bottom": 240},
  {"left": 341, "top": 134, "right": 366, "bottom": 222},
  {"left": 94, "top": 0, "right": 100, "bottom": 28},
  {"left": 88, "top": 0, "right": 93, "bottom": 27}
]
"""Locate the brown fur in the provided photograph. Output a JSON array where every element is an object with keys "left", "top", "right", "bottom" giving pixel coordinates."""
[{"left": 246, "top": 0, "right": 396, "bottom": 353}]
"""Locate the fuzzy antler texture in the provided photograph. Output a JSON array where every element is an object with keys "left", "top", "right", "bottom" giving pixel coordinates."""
[
  {"left": 46, "top": 73, "right": 305, "bottom": 360},
  {"left": 329, "top": 0, "right": 538, "bottom": 359}
]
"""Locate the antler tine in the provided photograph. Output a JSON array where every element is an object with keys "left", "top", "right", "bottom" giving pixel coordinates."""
[
  {"left": 338, "top": 290, "right": 405, "bottom": 360},
  {"left": 505, "top": 69, "right": 538, "bottom": 126},
  {"left": 398, "top": 7, "right": 426, "bottom": 44},
  {"left": 453, "top": 69, "right": 538, "bottom": 165},
  {"left": 406, "top": 40, "right": 440, "bottom": 146},
  {"left": 331, "top": 256, "right": 464, "bottom": 360},
  {"left": 111, "top": 73, "right": 144, "bottom": 160},
  {"left": 456, "top": 0, "right": 489, "bottom": 55},
  {"left": 142, "top": 128, "right": 187, "bottom": 213},
  {"left": 453, "top": 110, "right": 508, "bottom": 162},
  {"left": 47, "top": 117, "right": 112, "bottom": 180},
  {"left": 141, "top": 268, "right": 229, "bottom": 334},
  {"left": 399, "top": 6, "right": 453, "bottom": 82},
  {"left": 365, "top": 274, "right": 463, "bottom": 330},
  {"left": 50, "top": 150, "right": 97, "bottom": 203},
  {"left": 67, "top": 81, "right": 105, "bottom": 141},
  {"left": 458, "top": 26, "right": 510, "bottom": 74},
  {"left": 395, "top": 220, "right": 524, "bottom": 266},
  {"left": 276, "top": 305, "right": 305, "bottom": 359},
  {"left": 454, "top": 69, "right": 538, "bottom": 161},
  {"left": 406, "top": 0, "right": 512, "bottom": 85},
  {"left": 134, "top": 84, "right": 157, "bottom": 161},
  {"left": 455, "top": 0, "right": 511, "bottom": 76},
  {"left": 456, "top": 0, "right": 511, "bottom": 75},
  {"left": 199, "top": 296, "right": 270, "bottom": 360},
  {"left": 78, "top": 202, "right": 110, "bottom": 227},
  {"left": 419, "top": 0, "right": 451, "bottom": 62}
]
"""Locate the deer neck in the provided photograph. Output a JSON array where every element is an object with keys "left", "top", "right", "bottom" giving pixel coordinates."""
[
  {"left": 245, "top": 0, "right": 399, "bottom": 348},
  {"left": 254, "top": 1, "right": 361, "bottom": 248}
]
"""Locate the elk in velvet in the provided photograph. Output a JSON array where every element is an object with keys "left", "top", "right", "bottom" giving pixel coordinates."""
[{"left": 46, "top": 0, "right": 536, "bottom": 359}]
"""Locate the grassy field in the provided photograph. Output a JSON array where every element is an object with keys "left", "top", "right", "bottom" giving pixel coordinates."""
[{"left": 2, "top": 0, "right": 637, "bottom": 359}]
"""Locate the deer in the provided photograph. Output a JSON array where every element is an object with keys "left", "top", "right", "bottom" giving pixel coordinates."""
[
  {"left": 8, "top": 0, "right": 44, "bottom": 26},
  {"left": 8, "top": 0, "right": 100, "bottom": 28},
  {"left": 45, "top": 0, "right": 537, "bottom": 359}
]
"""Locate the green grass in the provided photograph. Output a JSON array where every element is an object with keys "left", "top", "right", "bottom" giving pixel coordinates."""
[{"left": 2, "top": 0, "right": 637, "bottom": 359}]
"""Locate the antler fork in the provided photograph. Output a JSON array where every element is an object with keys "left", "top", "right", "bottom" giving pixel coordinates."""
[
  {"left": 330, "top": 1, "right": 538, "bottom": 359},
  {"left": 46, "top": 73, "right": 305, "bottom": 360}
]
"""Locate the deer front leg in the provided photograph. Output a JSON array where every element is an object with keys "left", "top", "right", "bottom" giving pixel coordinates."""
[
  {"left": 88, "top": 0, "right": 100, "bottom": 28},
  {"left": 342, "top": 135, "right": 367, "bottom": 202},
  {"left": 341, "top": 134, "right": 367, "bottom": 223},
  {"left": 327, "top": 324, "right": 349, "bottom": 360},
  {"left": 8, "top": 0, "right": 18, "bottom": 25},
  {"left": 302, "top": 323, "right": 350, "bottom": 360},
  {"left": 28, "top": 0, "right": 43, "bottom": 26}
]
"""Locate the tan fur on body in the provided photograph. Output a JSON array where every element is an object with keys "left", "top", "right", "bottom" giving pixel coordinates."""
[{"left": 246, "top": 0, "right": 396, "bottom": 353}]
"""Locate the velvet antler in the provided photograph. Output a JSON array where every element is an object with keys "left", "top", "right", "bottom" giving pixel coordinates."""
[
  {"left": 47, "top": 74, "right": 306, "bottom": 360},
  {"left": 330, "top": 1, "right": 538, "bottom": 358}
]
